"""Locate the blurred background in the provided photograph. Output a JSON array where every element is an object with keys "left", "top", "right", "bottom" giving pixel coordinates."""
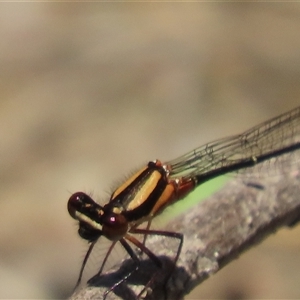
[{"left": 1, "top": 3, "right": 300, "bottom": 299}]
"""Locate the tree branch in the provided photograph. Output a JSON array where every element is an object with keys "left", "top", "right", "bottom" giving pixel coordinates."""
[{"left": 69, "top": 169, "right": 300, "bottom": 300}]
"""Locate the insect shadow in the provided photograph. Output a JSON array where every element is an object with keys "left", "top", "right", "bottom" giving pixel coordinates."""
[{"left": 87, "top": 254, "right": 188, "bottom": 300}]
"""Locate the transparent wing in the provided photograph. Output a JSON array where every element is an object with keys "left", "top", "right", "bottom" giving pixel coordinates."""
[{"left": 167, "top": 107, "right": 300, "bottom": 179}]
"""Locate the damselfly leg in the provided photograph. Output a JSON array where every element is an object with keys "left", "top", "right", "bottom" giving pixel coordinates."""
[{"left": 86, "top": 228, "right": 183, "bottom": 299}]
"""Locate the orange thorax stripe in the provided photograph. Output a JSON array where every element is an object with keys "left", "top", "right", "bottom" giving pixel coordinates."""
[{"left": 109, "top": 161, "right": 176, "bottom": 222}]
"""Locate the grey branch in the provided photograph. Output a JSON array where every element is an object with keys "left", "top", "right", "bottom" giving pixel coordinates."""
[{"left": 69, "top": 169, "right": 300, "bottom": 300}]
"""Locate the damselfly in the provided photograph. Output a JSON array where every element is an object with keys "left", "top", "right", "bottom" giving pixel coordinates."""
[{"left": 68, "top": 106, "right": 300, "bottom": 298}]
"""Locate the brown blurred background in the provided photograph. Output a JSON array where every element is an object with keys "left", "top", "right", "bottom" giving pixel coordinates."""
[{"left": 1, "top": 3, "right": 300, "bottom": 299}]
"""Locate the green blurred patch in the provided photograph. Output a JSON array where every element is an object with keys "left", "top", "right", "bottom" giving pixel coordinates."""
[{"left": 160, "top": 176, "right": 228, "bottom": 224}]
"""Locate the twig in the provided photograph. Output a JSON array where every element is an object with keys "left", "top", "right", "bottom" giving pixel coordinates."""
[{"left": 69, "top": 168, "right": 300, "bottom": 300}]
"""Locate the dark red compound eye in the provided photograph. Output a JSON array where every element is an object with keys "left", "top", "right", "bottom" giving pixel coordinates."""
[
  {"left": 102, "top": 213, "right": 128, "bottom": 241},
  {"left": 67, "top": 192, "right": 84, "bottom": 219},
  {"left": 67, "top": 192, "right": 97, "bottom": 219}
]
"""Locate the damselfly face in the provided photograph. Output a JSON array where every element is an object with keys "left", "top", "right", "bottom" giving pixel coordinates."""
[{"left": 68, "top": 192, "right": 129, "bottom": 242}]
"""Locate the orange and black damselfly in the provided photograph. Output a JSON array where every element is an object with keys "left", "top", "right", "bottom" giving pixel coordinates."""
[{"left": 68, "top": 106, "right": 300, "bottom": 298}]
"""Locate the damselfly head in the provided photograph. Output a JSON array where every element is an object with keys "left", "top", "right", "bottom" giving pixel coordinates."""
[
  {"left": 68, "top": 192, "right": 104, "bottom": 237},
  {"left": 68, "top": 192, "right": 129, "bottom": 242},
  {"left": 68, "top": 192, "right": 102, "bottom": 219}
]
